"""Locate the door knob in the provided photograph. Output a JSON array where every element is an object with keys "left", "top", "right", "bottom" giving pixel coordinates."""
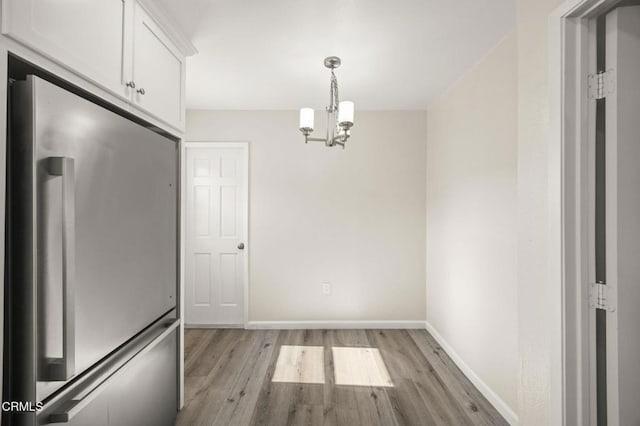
[
  {"left": 136, "top": 88, "right": 146, "bottom": 95},
  {"left": 237, "top": 242, "right": 245, "bottom": 250},
  {"left": 125, "top": 81, "right": 136, "bottom": 89}
]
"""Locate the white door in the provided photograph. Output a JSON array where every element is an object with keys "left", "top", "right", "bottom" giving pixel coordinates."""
[
  {"left": 185, "top": 144, "right": 248, "bottom": 326},
  {"left": 604, "top": 6, "right": 640, "bottom": 425}
]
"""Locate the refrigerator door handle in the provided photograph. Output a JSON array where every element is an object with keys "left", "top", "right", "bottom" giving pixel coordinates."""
[
  {"left": 45, "top": 157, "right": 76, "bottom": 381},
  {"left": 46, "top": 319, "right": 180, "bottom": 424}
]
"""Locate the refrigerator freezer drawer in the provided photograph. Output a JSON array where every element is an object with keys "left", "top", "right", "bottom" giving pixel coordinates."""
[
  {"left": 38, "top": 321, "right": 178, "bottom": 426},
  {"left": 106, "top": 329, "right": 177, "bottom": 426}
]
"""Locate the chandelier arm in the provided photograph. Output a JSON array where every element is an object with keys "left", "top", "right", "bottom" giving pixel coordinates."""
[
  {"left": 305, "top": 136, "right": 327, "bottom": 143},
  {"left": 331, "top": 133, "right": 350, "bottom": 144}
]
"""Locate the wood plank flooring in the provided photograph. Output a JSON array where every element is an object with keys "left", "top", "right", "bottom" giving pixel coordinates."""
[{"left": 176, "top": 329, "right": 508, "bottom": 426}]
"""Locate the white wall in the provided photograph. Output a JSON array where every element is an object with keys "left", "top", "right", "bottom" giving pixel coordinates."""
[
  {"left": 516, "top": 0, "right": 564, "bottom": 423},
  {"left": 186, "top": 110, "right": 427, "bottom": 322},
  {"left": 426, "top": 32, "right": 518, "bottom": 421}
]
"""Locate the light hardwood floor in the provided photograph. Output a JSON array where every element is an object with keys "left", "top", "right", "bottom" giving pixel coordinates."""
[{"left": 177, "top": 329, "right": 508, "bottom": 426}]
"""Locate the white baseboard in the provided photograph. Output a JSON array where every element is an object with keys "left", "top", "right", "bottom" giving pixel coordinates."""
[
  {"left": 246, "top": 320, "right": 427, "bottom": 330},
  {"left": 425, "top": 322, "right": 518, "bottom": 425},
  {"left": 185, "top": 323, "right": 244, "bottom": 329}
]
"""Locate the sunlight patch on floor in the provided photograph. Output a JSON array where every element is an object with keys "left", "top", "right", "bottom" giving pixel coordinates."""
[
  {"left": 272, "top": 345, "right": 325, "bottom": 384},
  {"left": 332, "top": 347, "right": 394, "bottom": 387},
  {"left": 271, "top": 345, "right": 394, "bottom": 387}
]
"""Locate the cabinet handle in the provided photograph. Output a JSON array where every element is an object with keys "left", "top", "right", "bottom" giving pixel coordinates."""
[
  {"left": 125, "top": 81, "right": 136, "bottom": 89},
  {"left": 137, "top": 88, "right": 146, "bottom": 96}
]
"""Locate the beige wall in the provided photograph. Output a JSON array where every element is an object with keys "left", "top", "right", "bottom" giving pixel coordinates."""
[
  {"left": 426, "top": 0, "right": 569, "bottom": 419},
  {"left": 186, "top": 110, "right": 427, "bottom": 322},
  {"left": 426, "top": 32, "right": 518, "bottom": 421},
  {"left": 426, "top": 0, "right": 570, "bottom": 420},
  {"left": 516, "top": 0, "right": 564, "bottom": 424}
]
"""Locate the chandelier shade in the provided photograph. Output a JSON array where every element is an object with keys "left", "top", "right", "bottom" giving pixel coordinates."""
[
  {"left": 299, "top": 107, "right": 314, "bottom": 131},
  {"left": 338, "top": 101, "right": 354, "bottom": 127}
]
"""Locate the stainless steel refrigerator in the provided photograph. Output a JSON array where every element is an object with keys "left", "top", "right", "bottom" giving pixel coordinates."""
[{"left": 3, "top": 75, "right": 180, "bottom": 425}]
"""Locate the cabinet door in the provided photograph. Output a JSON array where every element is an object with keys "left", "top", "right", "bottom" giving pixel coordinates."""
[
  {"left": 2, "top": 0, "right": 133, "bottom": 99},
  {"left": 132, "top": 4, "right": 185, "bottom": 130}
]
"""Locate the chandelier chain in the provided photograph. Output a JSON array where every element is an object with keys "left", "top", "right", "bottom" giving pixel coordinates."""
[{"left": 330, "top": 70, "right": 339, "bottom": 112}]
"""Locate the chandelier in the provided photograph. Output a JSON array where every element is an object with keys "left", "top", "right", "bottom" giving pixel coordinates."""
[{"left": 299, "top": 56, "right": 355, "bottom": 148}]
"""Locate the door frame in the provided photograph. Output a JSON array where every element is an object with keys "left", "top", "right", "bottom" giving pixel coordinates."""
[
  {"left": 181, "top": 141, "right": 250, "bottom": 329},
  {"left": 549, "top": 0, "right": 619, "bottom": 424}
]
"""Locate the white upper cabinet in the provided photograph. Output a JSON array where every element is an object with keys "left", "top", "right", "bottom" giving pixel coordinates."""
[
  {"left": 2, "top": 0, "right": 132, "bottom": 99},
  {"left": 132, "top": 4, "right": 184, "bottom": 130},
  {"left": 1, "top": 0, "right": 192, "bottom": 131}
]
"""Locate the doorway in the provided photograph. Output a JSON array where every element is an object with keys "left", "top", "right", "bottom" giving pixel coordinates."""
[
  {"left": 183, "top": 142, "right": 249, "bottom": 327},
  {"left": 555, "top": 1, "right": 640, "bottom": 424}
]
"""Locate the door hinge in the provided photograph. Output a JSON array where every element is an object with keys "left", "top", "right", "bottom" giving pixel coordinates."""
[
  {"left": 589, "top": 281, "right": 616, "bottom": 312},
  {"left": 588, "top": 70, "right": 615, "bottom": 100}
]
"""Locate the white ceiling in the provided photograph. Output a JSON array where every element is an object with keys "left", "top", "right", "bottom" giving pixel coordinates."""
[{"left": 159, "top": 0, "right": 515, "bottom": 110}]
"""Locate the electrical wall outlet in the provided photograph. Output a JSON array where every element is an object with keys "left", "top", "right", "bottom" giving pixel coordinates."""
[{"left": 322, "top": 281, "right": 331, "bottom": 295}]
